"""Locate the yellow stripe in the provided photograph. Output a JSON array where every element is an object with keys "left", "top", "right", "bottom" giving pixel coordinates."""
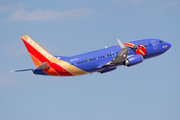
[
  {"left": 139, "top": 49, "right": 145, "bottom": 56},
  {"left": 56, "top": 61, "right": 89, "bottom": 76}
]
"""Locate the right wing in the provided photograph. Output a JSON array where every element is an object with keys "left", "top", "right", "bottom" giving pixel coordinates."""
[{"left": 105, "top": 39, "right": 129, "bottom": 65}]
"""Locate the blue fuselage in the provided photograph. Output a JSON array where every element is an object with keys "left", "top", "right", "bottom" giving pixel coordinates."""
[{"left": 54, "top": 39, "right": 171, "bottom": 73}]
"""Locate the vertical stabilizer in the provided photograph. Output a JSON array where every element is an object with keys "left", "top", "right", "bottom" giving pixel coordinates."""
[{"left": 21, "top": 35, "right": 58, "bottom": 67}]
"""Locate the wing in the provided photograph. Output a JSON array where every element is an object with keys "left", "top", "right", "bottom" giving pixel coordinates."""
[{"left": 105, "top": 39, "right": 129, "bottom": 66}]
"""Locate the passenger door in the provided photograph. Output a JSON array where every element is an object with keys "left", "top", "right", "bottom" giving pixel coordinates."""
[{"left": 151, "top": 40, "right": 158, "bottom": 49}]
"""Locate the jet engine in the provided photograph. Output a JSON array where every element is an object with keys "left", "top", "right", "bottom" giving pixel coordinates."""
[{"left": 124, "top": 54, "right": 143, "bottom": 67}]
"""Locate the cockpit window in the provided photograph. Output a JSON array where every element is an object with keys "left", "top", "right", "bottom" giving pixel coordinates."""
[{"left": 159, "top": 40, "right": 164, "bottom": 43}]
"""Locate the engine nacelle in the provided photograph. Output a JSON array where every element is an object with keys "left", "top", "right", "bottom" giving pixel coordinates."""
[{"left": 124, "top": 54, "right": 143, "bottom": 67}]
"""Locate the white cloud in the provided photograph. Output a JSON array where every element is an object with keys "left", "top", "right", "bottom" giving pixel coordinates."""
[
  {"left": 0, "top": 3, "right": 24, "bottom": 11},
  {"left": 158, "top": 1, "right": 179, "bottom": 11},
  {"left": 0, "top": 3, "right": 97, "bottom": 21},
  {"left": 113, "top": 0, "right": 144, "bottom": 6},
  {"left": 9, "top": 8, "right": 97, "bottom": 21}
]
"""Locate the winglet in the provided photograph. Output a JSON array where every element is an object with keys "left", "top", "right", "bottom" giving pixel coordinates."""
[
  {"left": 117, "top": 39, "right": 126, "bottom": 49},
  {"left": 117, "top": 38, "right": 129, "bottom": 57}
]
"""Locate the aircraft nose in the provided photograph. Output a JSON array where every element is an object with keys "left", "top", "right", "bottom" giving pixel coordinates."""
[
  {"left": 162, "top": 42, "right": 171, "bottom": 52},
  {"left": 166, "top": 42, "right": 171, "bottom": 50}
]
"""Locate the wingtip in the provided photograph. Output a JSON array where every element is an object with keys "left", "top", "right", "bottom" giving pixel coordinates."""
[{"left": 117, "top": 38, "right": 126, "bottom": 48}]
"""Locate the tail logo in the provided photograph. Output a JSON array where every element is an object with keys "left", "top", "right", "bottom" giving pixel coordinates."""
[{"left": 26, "top": 38, "right": 52, "bottom": 60}]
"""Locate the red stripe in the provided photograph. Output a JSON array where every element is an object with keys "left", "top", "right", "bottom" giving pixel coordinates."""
[{"left": 50, "top": 63, "right": 73, "bottom": 76}]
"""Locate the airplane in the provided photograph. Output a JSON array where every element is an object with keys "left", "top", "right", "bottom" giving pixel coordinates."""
[{"left": 13, "top": 35, "right": 171, "bottom": 76}]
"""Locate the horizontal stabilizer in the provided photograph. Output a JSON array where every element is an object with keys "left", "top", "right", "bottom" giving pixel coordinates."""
[
  {"left": 12, "top": 62, "right": 50, "bottom": 73},
  {"left": 11, "top": 69, "right": 32, "bottom": 72}
]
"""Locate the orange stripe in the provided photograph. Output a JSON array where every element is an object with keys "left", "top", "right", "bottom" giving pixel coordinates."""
[{"left": 29, "top": 54, "right": 42, "bottom": 67}]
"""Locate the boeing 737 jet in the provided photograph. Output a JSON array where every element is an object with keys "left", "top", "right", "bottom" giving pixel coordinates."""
[{"left": 14, "top": 35, "right": 171, "bottom": 76}]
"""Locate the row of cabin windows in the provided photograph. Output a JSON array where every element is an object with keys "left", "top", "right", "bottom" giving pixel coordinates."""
[
  {"left": 72, "top": 44, "right": 153, "bottom": 65},
  {"left": 145, "top": 44, "right": 152, "bottom": 47},
  {"left": 72, "top": 52, "right": 119, "bottom": 65}
]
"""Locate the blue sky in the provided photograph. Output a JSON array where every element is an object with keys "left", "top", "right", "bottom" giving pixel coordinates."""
[{"left": 0, "top": 0, "right": 180, "bottom": 120}]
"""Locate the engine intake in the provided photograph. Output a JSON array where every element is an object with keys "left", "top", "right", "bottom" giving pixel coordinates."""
[{"left": 124, "top": 54, "right": 143, "bottom": 67}]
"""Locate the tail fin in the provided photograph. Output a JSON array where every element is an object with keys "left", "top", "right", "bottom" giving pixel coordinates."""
[
  {"left": 21, "top": 35, "right": 87, "bottom": 76},
  {"left": 21, "top": 35, "right": 57, "bottom": 67}
]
